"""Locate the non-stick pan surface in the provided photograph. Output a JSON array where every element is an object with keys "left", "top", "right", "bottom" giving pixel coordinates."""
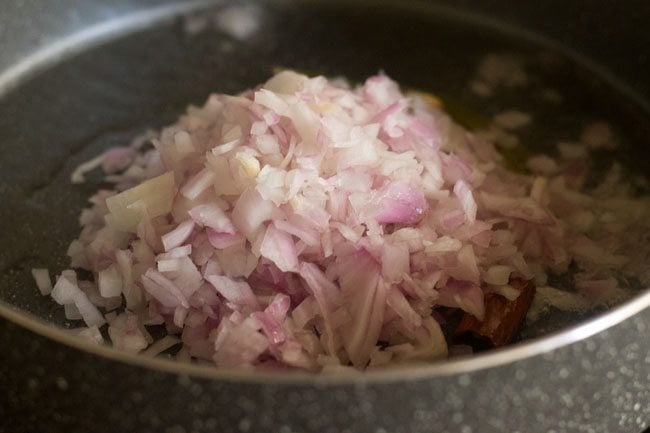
[{"left": 0, "top": 1, "right": 648, "bottom": 432}]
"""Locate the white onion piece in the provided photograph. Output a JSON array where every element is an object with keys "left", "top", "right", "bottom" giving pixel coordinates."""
[
  {"left": 231, "top": 187, "right": 276, "bottom": 237},
  {"left": 206, "top": 274, "right": 259, "bottom": 311},
  {"left": 337, "top": 250, "right": 383, "bottom": 368},
  {"left": 105, "top": 171, "right": 176, "bottom": 231},
  {"left": 70, "top": 154, "right": 104, "bottom": 184},
  {"left": 98, "top": 265, "right": 122, "bottom": 298},
  {"left": 73, "top": 291, "right": 106, "bottom": 327},
  {"left": 259, "top": 224, "right": 299, "bottom": 272},
  {"left": 31, "top": 268, "right": 52, "bottom": 296},
  {"left": 180, "top": 168, "right": 215, "bottom": 200},
  {"left": 213, "top": 317, "right": 269, "bottom": 367},
  {"left": 188, "top": 203, "right": 236, "bottom": 234},
  {"left": 453, "top": 180, "right": 477, "bottom": 224},
  {"left": 142, "top": 335, "right": 181, "bottom": 356},
  {"left": 161, "top": 219, "right": 196, "bottom": 252},
  {"left": 51, "top": 273, "right": 81, "bottom": 305},
  {"left": 386, "top": 288, "right": 422, "bottom": 330},
  {"left": 108, "top": 313, "right": 148, "bottom": 353},
  {"left": 141, "top": 269, "right": 189, "bottom": 308},
  {"left": 483, "top": 265, "right": 513, "bottom": 286},
  {"left": 76, "top": 326, "right": 104, "bottom": 344}
]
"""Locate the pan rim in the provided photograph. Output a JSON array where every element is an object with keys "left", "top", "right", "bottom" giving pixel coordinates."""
[{"left": 1, "top": 290, "right": 648, "bottom": 384}]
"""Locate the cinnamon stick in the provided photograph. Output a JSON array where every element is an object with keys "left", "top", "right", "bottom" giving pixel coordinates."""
[{"left": 453, "top": 278, "right": 536, "bottom": 350}]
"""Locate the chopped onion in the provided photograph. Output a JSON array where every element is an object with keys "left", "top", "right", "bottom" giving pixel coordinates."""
[
  {"left": 142, "top": 335, "right": 182, "bottom": 356},
  {"left": 188, "top": 203, "right": 236, "bottom": 234},
  {"left": 180, "top": 168, "right": 216, "bottom": 200},
  {"left": 46, "top": 70, "right": 647, "bottom": 371},
  {"left": 161, "top": 219, "right": 196, "bottom": 251},
  {"left": 105, "top": 171, "right": 176, "bottom": 231},
  {"left": 31, "top": 268, "right": 52, "bottom": 296},
  {"left": 51, "top": 273, "right": 81, "bottom": 305},
  {"left": 453, "top": 180, "right": 477, "bottom": 224},
  {"left": 259, "top": 224, "right": 299, "bottom": 272},
  {"left": 206, "top": 274, "right": 259, "bottom": 310},
  {"left": 98, "top": 264, "right": 122, "bottom": 298}
]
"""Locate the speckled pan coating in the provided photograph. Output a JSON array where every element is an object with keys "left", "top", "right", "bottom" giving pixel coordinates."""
[{"left": 2, "top": 308, "right": 648, "bottom": 433}]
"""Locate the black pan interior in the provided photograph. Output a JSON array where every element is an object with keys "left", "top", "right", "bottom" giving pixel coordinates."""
[{"left": 0, "top": 0, "right": 648, "bottom": 340}]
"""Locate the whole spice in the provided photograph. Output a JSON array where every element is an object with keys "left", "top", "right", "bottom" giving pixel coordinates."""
[{"left": 453, "top": 278, "right": 536, "bottom": 350}]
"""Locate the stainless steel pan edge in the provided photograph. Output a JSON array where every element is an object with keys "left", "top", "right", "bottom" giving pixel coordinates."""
[{"left": 2, "top": 301, "right": 648, "bottom": 432}]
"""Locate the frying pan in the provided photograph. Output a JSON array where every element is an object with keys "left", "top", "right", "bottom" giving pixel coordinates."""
[{"left": 1, "top": 1, "right": 649, "bottom": 432}]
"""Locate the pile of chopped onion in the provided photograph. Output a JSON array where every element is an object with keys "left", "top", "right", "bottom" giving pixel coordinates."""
[{"left": 36, "top": 71, "right": 649, "bottom": 370}]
